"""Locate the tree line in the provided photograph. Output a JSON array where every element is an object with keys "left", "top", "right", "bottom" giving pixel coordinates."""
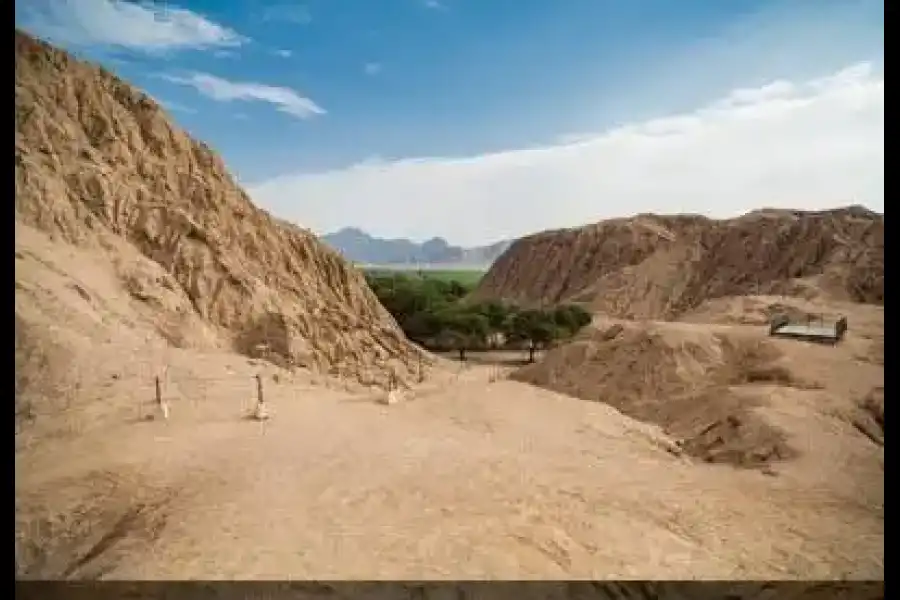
[{"left": 365, "top": 272, "right": 592, "bottom": 362}]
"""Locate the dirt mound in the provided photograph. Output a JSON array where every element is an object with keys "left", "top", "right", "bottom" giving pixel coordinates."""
[
  {"left": 474, "top": 208, "right": 883, "bottom": 319},
  {"left": 15, "top": 30, "right": 422, "bottom": 389},
  {"left": 682, "top": 295, "right": 829, "bottom": 327},
  {"left": 511, "top": 324, "right": 825, "bottom": 468}
]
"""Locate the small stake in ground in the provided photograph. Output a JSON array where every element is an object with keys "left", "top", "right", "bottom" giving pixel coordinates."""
[
  {"left": 253, "top": 374, "right": 269, "bottom": 420},
  {"left": 156, "top": 375, "right": 169, "bottom": 420},
  {"left": 381, "top": 371, "right": 401, "bottom": 405}
]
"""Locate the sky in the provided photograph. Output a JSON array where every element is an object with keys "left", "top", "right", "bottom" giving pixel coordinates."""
[{"left": 16, "top": 0, "right": 883, "bottom": 247}]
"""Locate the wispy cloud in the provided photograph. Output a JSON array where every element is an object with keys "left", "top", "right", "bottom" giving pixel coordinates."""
[
  {"left": 16, "top": 0, "right": 247, "bottom": 53},
  {"left": 261, "top": 3, "right": 312, "bottom": 24},
  {"left": 162, "top": 72, "right": 325, "bottom": 120},
  {"left": 249, "top": 63, "right": 883, "bottom": 246},
  {"left": 363, "top": 62, "right": 382, "bottom": 76},
  {"left": 274, "top": 49, "right": 293, "bottom": 58},
  {"left": 423, "top": 0, "right": 446, "bottom": 10}
]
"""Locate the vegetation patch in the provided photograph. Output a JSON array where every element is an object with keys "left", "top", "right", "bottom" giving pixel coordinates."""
[{"left": 364, "top": 271, "right": 592, "bottom": 361}]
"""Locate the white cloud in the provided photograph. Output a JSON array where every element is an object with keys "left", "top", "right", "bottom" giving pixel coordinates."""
[
  {"left": 248, "top": 63, "right": 883, "bottom": 246},
  {"left": 17, "top": 0, "right": 247, "bottom": 52},
  {"left": 423, "top": 0, "right": 445, "bottom": 10},
  {"left": 364, "top": 62, "right": 382, "bottom": 76},
  {"left": 274, "top": 49, "right": 293, "bottom": 58},
  {"left": 162, "top": 72, "right": 325, "bottom": 119}
]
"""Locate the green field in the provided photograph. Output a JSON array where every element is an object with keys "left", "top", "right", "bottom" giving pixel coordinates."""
[{"left": 360, "top": 266, "right": 486, "bottom": 287}]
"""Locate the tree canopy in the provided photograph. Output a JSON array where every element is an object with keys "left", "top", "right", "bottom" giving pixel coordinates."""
[{"left": 364, "top": 271, "right": 592, "bottom": 361}]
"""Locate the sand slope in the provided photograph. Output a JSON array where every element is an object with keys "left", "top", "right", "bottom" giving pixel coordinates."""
[{"left": 15, "top": 30, "right": 422, "bottom": 388}]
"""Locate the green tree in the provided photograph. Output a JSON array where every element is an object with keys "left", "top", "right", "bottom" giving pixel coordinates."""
[
  {"left": 446, "top": 280, "right": 470, "bottom": 299},
  {"left": 365, "top": 270, "right": 592, "bottom": 362},
  {"left": 401, "top": 310, "right": 445, "bottom": 343},
  {"left": 508, "top": 309, "right": 561, "bottom": 363},
  {"left": 367, "top": 273, "right": 453, "bottom": 323},
  {"left": 439, "top": 308, "right": 489, "bottom": 361},
  {"left": 551, "top": 304, "right": 593, "bottom": 336},
  {"left": 474, "top": 300, "right": 514, "bottom": 332}
]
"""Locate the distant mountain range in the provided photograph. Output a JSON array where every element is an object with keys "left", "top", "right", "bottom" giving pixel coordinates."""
[{"left": 322, "top": 227, "right": 511, "bottom": 268}]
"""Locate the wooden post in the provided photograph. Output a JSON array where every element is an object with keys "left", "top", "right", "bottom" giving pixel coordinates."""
[
  {"left": 156, "top": 375, "right": 169, "bottom": 420},
  {"left": 253, "top": 374, "right": 269, "bottom": 420}
]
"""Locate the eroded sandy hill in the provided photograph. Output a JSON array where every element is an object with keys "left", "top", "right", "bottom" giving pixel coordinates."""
[
  {"left": 512, "top": 298, "right": 884, "bottom": 470},
  {"left": 15, "top": 30, "right": 423, "bottom": 397},
  {"left": 474, "top": 208, "right": 883, "bottom": 318}
]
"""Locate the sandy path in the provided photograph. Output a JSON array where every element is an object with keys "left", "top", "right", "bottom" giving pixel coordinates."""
[{"left": 16, "top": 361, "right": 882, "bottom": 580}]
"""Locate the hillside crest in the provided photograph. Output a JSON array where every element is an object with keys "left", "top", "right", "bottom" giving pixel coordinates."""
[
  {"left": 474, "top": 208, "right": 884, "bottom": 318},
  {"left": 15, "top": 29, "right": 422, "bottom": 386}
]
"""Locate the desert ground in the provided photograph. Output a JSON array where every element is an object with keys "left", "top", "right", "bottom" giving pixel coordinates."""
[{"left": 16, "top": 226, "right": 883, "bottom": 581}]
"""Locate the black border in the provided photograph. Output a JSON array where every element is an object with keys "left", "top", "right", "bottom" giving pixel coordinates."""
[{"left": 13, "top": 581, "right": 886, "bottom": 600}]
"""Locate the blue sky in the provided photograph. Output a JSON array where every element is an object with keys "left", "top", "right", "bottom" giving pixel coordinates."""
[{"left": 17, "top": 0, "right": 884, "bottom": 245}]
